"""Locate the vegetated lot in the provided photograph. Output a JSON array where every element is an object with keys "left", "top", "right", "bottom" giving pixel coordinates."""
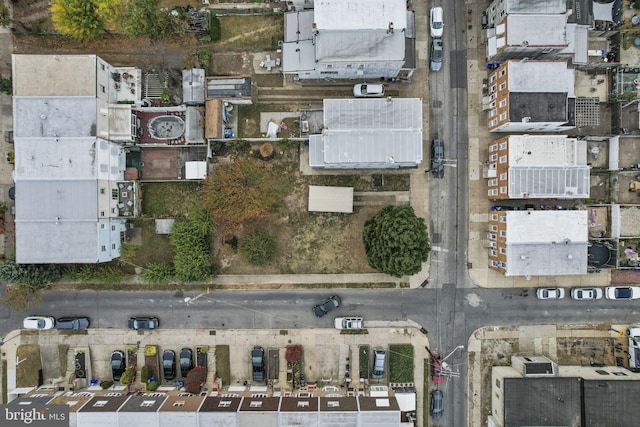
[
  {"left": 217, "top": 15, "right": 283, "bottom": 49},
  {"left": 478, "top": 338, "right": 519, "bottom": 420},
  {"left": 215, "top": 345, "right": 230, "bottom": 386},
  {"left": 16, "top": 344, "right": 42, "bottom": 387},
  {"left": 389, "top": 344, "right": 414, "bottom": 383}
]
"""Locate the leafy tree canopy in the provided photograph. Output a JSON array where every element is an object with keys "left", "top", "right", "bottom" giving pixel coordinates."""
[
  {"left": 51, "top": 0, "right": 105, "bottom": 42},
  {"left": 362, "top": 205, "right": 430, "bottom": 278},
  {"left": 240, "top": 229, "right": 277, "bottom": 266},
  {"left": 169, "top": 206, "right": 215, "bottom": 282},
  {"left": 202, "top": 159, "right": 279, "bottom": 228},
  {"left": 120, "top": 0, "right": 177, "bottom": 41}
]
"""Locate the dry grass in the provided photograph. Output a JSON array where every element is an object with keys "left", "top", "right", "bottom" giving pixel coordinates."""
[
  {"left": 218, "top": 15, "right": 283, "bottom": 48},
  {"left": 16, "top": 345, "right": 42, "bottom": 387}
]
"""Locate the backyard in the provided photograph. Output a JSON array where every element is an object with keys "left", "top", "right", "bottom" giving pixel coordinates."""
[{"left": 133, "top": 148, "right": 410, "bottom": 275}]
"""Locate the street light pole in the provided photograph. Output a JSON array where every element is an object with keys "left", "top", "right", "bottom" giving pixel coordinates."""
[{"left": 442, "top": 345, "right": 464, "bottom": 363}]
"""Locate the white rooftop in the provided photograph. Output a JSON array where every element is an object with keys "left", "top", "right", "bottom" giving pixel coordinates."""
[
  {"left": 507, "top": 210, "right": 587, "bottom": 243},
  {"left": 507, "top": 61, "right": 575, "bottom": 96},
  {"left": 507, "top": 135, "right": 586, "bottom": 166},
  {"left": 504, "top": 210, "right": 588, "bottom": 276},
  {"left": 506, "top": 15, "right": 567, "bottom": 47},
  {"left": 314, "top": 0, "right": 407, "bottom": 30},
  {"left": 12, "top": 54, "right": 98, "bottom": 97},
  {"left": 503, "top": 0, "right": 565, "bottom": 14}
]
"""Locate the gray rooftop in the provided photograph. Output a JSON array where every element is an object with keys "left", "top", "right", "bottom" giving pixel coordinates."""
[
  {"left": 12, "top": 54, "right": 99, "bottom": 97},
  {"left": 205, "top": 77, "right": 252, "bottom": 99},
  {"left": 14, "top": 97, "right": 97, "bottom": 138},
  {"left": 502, "top": 0, "right": 566, "bottom": 14},
  {"left": 506, "top": 15, "right": 567, "bottom": 47},
  {"left": 584, "top": 379, "right": 640, "bottom": 426},
  {"left": 284, "top": 10, "right": 314, "bottom": 42},
  {"left": 315, "top": 30, "right": 405, "bottom": 62},
  {"left": 182, "top": 69, "right": 205, "bottom": 105},
  {"left": 504, "top": 377, "right": 581, "bottom": 426},
  {"left": 311, "top": 98, "right": 422, "bottom": 168},
  {"left": 508, "top": 166, "right": 591, "bottom": 198}
]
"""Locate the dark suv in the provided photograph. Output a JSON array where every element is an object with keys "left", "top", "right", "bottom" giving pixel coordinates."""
[
  {"left": 56, "top": 316, "right": 90, "bottom": 330},
  {"left": 163, "top": 350, "right": 176, "bottom": 380},
  {"left": 127, "top": 316, "right": 159, "bottom": 330},
  {"left": 431, "top": 139, "right": 444, "bottom": 178},
  {"left": 312, "top": 295, "right": 342, "bottom": 317},
  {"left": 251, "top": 346, "right": 265, "bottom": 382},
  {"left": 180, "top": 348, "right": 193, "bottom": 377},
  {"left": 111, "top": 350, "right": 125, "bottom": 381}
]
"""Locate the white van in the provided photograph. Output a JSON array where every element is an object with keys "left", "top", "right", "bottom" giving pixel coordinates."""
[
  {"left": 371, "top": 348, "right": 386, "bottom": 379},
  {"left": 628, "top": 326, "right": 640, "bottom": 372}
]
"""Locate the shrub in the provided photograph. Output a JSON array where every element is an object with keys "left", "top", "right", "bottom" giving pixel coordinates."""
[
  {"left": 147, "top": 380, "right": 159, "bottom": 391},
  {"left": 240, "top": 229, "right": 277, "bottom": 265},
  {"left": 278, "top": 138, "right": 300, "bottom": 151},
  {"left": 100, "top": 380, "right": 113, "bottom": 390},
  {"left": 184, "top": 366, "right": 207, "bottom": 394},
  {"left": 0, "top": 77, "right": 11, "bottom": 95},
  {"left": 209, "top": 15, "right": 221, "bottom": 40},
  {"left": 119, "top": 367, "right": 136, "bottom": 385},
  {"left": 285, "top": 345, "right": 302, "bottom": 363},
  {"left": 170, "top": 206, "right": 215, "bottom": 282},
  {"left": 225, "top": 139, "right": 250, "bottom": 157},
  {"left": 0, "top": 259, "right": 61, "bottom": 286},
  {"left": 259, "top": 143, "right": 274, "bottom": 160},
  {"left": 141, "top": 365, "right": 151, "bottom": 383},
  {"left": 143, "top": 263, "right": 175, "bottom": 285}
]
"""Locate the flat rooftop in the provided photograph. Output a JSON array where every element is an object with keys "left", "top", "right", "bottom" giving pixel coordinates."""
[{"left": 12, "top": 54, "right": 98, "bottom": 97}]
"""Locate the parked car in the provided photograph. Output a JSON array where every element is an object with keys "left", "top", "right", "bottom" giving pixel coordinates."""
[
  {"left": 163, "top": 350, "right": 176, "bottom": 380},
  {"left": 430, "top": 7, "right": 444, "bottom": 38},
  {"left": 180, "top": 347, "right": 194, "bottom": 377},
  {"left": 23, "top": 316, "right": 55, "bottom": 330},
  {"left": 334, "top": 316, "right": 364, "bottom": 330},
  {"left": 431, "top": 354, "right": 444, "bottom": 384},
  {"left": 251, "top": 346, "right": 265, "bottom": 382},
  {"left": 570, "top": 288, "right": 603, "bottom": 301},
  {"left": 430, "top": 38, "right": 443, "bottom": 72},
  {"left": 536, "top": 288, "right": 565, "bottom": 300},
  {"left": 371, "top": 348, "right": 386, "bottom": 379},
  {"left": 127, "top": 316, "right": 159, "bottom": 330},
  {"left": 111, "top": 350, "right": 126, "bottom": 381},
  {"left": 605, "top": 286, "right": 640, "bottom": 300},
  {"left": 313, "top": 295, "right": 342, "bottom": 317},
  {"left": 353, "top": 83, "right": 385, "bottom": 98},
  {"left": 431, "top": 138, "right": 444, "bottom": 178},
  {"left": 430, "top": 390, "right": 444, "bottom": 419},
  {"left": 56, "top": 316, "right": 90, "bottom": 330}
]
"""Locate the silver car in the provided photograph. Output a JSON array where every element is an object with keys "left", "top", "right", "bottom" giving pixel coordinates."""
[
  {"left": 430, "top": 38, "right": 443, "bottom": 72},
  {"left": 570, "top": 288, "right": 603, "bottom": 301}
]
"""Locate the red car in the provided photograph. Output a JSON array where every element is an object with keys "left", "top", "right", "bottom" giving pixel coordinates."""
[{"left": 431, "top": 354, "right": 444, "bottom": 383}]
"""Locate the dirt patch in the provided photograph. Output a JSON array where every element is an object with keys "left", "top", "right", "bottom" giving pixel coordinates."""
[
  {"left": 16, "top": 344, "right": 42, "bottom": 387},
  {"left": 479, "top": 339, "right": 518, "bottom": 419},
  {"left": 556, "top": 337, "right": 618, "bottom": 366},
  {"left": 611, "top": 269, "right": 640, "bottom": 283},
  {"left": 217, "top": 15, "right": 283, "bottom": 49}
]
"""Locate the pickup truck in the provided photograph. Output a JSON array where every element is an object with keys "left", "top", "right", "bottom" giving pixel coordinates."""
[
  {"left": 334, "top": 316, "right": 364, "bottom": 330},
  {"left": 252, "top": 346, "right": 265, "bottom": 382}
]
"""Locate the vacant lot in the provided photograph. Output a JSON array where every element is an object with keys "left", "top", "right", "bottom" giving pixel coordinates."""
[{"left": 16, "top": 344, "right": 41, "bottom": 387}]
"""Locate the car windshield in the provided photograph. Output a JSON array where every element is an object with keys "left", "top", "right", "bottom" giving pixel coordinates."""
[
  {"left": 111, "top": 359, "right": 121, "bottom": 368},
  {"left": 164, "top": 359, "right": 172, "bottom": 368},
  {"left": 617, "top": 288, "right": 631, "bottom": 298},
  {"left": 433, "top": 22, "right": 443, "bottom": 29},
  {"left": 37, "top": 319, "right": 45, "bottom": 328}
]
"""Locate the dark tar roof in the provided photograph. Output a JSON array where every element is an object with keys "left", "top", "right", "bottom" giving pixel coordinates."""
[
  {"left": 508, "top": 92, "right": 568, "bottom": 123},
  {"left": 199, "top": 396, "right": 242, "bottom": 412}
]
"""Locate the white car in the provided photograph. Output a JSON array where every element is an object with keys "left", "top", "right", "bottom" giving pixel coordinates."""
[
  {"left": 353, "top": 83, "right": 385, "bottom": 98},
  {"left": 23, "top": 316, "right": 55, "bottom": 330},
  {"left": 570, "top": 287, "right": 603, "bottom": 301},
  {"left": 334, "top": 316, "right": 364, "bottom": 330},
  {"left": 430, "top": 7, "right": 444, "bottom": 38},
  {"left": 536, "top": 288, "right": 565, "bottom": 300},
  {"left": 627, "top": 326, "right": 640, "bottom": 371},
  {"left": 605, "top": 286, "right": 640, "bottom": 300}
]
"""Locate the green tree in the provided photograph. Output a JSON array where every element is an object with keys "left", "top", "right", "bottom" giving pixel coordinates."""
[
  {"left": 170, "top": 206, "right": 215, "bottom": 282},
  {"left": 202, "top": 159, "right": 278, "bottom": 228},
  {"left": 51, "top": 0, "right": 105, "bottom": 42},
  {"left": 0, "top": 259, "right": 61, "bottom": 286},
  {"left": 120, "top": 0, "right": 177, "bottom": 41},
  {"left": 362, "top": 206, "right": 430, "bottom": 278},
  {"left": 240, "top": 229, "right": 277, "bottom": 265},
  {"left": 119, "top": 367, "right": 136, "bottom": 385}
]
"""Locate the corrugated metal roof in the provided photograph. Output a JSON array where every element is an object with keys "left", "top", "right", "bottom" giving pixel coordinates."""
[
  {"left": 316, "top": 30, "right": 405, "bottom": 62},
  {"left": 508, "top": 166, "right": 590, "bottom": 198},
  {"left": 182, "top": 69, "right": 205, "bottom": 105},
  {"left": 308, "top": 186, "right": 354, "bottom": 213}
]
